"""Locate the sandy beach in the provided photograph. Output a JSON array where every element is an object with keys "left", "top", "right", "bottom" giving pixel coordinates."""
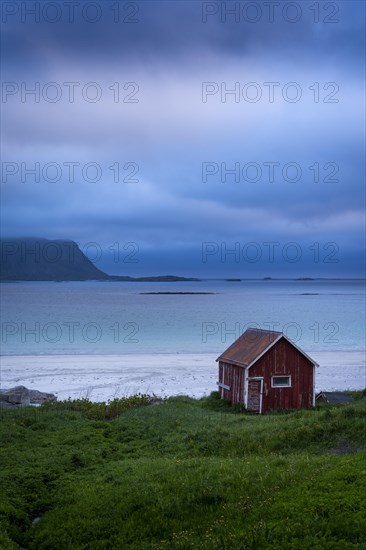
[{"left": 0, "top": 351, "right": 365, "bottom": 402}]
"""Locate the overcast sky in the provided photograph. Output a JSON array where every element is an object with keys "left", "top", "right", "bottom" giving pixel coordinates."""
[{"left": 1, "top": 0, "right": 365, "bottom": 277}]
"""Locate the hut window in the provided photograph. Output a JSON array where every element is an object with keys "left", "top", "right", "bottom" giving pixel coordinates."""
[{"left": 271, "top": 376, "right": 291, "bottom": 387}]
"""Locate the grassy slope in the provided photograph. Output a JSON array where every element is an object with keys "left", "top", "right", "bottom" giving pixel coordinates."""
[{"left": 0, "top": 394, "right": 365, "bottom": 549}]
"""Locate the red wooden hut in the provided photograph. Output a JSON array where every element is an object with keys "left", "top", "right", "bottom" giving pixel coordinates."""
[{"left": 217, "top": 328, "right": 318, "bottom": 413}]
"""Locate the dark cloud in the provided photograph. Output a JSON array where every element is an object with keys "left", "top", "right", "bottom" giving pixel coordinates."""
[
  {"left": 2, "top": 1, "right": 364, "bottom": 70},
  {"left": 1, "top": 0, "right": 364, "bottom": 277}
]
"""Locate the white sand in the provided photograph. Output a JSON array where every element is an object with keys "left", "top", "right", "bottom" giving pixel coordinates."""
[{"left": 0, "top": 351, "right": 365, "bottom": 402}]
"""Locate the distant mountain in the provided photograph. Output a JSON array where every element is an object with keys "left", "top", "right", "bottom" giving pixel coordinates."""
[{"left": 0, "top": 239, "right": 199, "bottom": 282}]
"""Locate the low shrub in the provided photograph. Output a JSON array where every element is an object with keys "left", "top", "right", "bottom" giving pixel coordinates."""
[{"left": 41, "top": 393, "right": 156, "bottom": 420}]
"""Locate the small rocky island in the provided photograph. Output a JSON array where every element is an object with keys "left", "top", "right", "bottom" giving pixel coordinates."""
[{"left": 140, "top": 291, "right": 215, "bottom": 295}]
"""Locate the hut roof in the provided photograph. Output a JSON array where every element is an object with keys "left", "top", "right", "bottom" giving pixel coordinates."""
[
  {"left": 316, "top": 391, "right": 353, "bottom": 405},
  {"left": 216, "top": 327, "right": 318, "bottom": 368}
]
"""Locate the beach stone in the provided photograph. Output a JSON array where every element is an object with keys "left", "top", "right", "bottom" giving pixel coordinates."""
[
  {"left": 0, "top": 386, "right": 57, "bottom": 408},
  {"left": 28, "top": 389, "right": 57, "bottom": 405},
  {"left": 0, "top": 385, "right": 30, "bottom": 406}
]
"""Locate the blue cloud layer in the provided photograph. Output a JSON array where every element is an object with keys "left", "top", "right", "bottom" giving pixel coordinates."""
[{"left": 1, "top": 0, "right": 365, "bottom": 276}]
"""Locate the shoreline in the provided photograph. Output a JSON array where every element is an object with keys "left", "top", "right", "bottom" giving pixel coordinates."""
[{"left": 0, "top": 351, "right": 365, "bottom": 402}]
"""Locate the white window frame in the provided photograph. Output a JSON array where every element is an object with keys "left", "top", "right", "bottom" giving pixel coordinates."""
[{"left": 271, "top": 375, "right": 292, "bottom": 388}]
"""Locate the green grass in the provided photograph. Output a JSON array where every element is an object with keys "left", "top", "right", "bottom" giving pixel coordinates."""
[{"left": 0, "top": 393, "right": 365, "bottom": 549}]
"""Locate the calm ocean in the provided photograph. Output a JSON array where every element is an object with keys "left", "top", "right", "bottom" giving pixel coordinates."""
[{"left": 1, "top": 279, "right": 365, "bottom": 356}]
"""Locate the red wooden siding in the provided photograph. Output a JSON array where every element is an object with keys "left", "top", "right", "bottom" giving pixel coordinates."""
[
  {"left": 250, "top": 337, "right": 313, "bottom": 413},
  {"left": 218, "top": 336, "right": 314, "bottom": 412},
  {"left": 218, "top": 362, "right": 244, "bottom": 405}
]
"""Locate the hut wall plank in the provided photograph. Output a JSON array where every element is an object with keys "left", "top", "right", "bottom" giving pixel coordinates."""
[{"left": 249, "top": 338, "right": 314, "bottom": 412}]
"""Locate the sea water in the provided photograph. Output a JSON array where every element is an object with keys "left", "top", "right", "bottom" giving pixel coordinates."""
[{"left": 0, "top": 279, "right": 365, "bottom": 356}]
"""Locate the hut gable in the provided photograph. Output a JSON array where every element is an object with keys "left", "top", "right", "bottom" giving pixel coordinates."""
[
  {"left": 216, "top": 328, "right": 318, "bottom": 370},
  {"left": 216, "top": 328, "right": 281, "bottom": 368},
  {"left": 217, "top": 328, "right": 318, "bottom": 413}
]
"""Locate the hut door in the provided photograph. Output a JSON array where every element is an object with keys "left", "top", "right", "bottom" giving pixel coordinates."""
[{"left": 247, "top": 378, "right": 263, "bottom": 414}]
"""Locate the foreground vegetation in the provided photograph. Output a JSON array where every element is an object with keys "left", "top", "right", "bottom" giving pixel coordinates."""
[{"left": 0, "top": 392, "right": 365, "bottom": 549}]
